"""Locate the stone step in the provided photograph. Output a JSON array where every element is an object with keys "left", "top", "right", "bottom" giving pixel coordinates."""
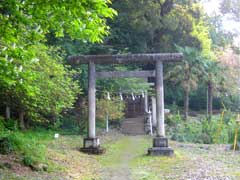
[
  {"left": 122, "top": 123, "right": 144, "bottom": 126},
  {"left": 121, "top": 116, "right": 146, "bottom": 135}
]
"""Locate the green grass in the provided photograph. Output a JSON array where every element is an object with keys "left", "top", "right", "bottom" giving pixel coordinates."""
[
  {"left": 96, "top": 135, "right": 189, "bottom": 180},
  {"left": 0, "top": 170, "right": 26, "bottom": 180},
  {"left": 98, "top": 136, "right": 132, "bottom": 167},
  {"left": 0, "top": 128, "right": 54, "bottom": 168},
  {"left": 131, "top": 150, "right": 187, "bottom": 178}
]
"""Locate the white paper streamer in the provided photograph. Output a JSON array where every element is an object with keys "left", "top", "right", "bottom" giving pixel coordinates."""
[
  {"left": 107, "top": 92, "right": 111, "bottom": 100},
  {"left": 131, "top": 92, "right": 135, "bottom": 101},
  {"left": 119, "top": 92, "right": 123, "bottom": 101}
]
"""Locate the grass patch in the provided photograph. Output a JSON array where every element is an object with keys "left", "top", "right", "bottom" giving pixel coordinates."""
[
  {"left": 98, "top": 136, "right": 132, "bottom": 167},
  {"left": 0, "top": 128, "right": 54, "bottom": 170},
  {"left": 0, "top": 170, "right": 26, "bottom": 180},
  {"left": 131, "top": 150, "right": 188, "bottom": 180}
]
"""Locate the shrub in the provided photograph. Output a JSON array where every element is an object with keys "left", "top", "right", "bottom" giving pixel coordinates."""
[
  {"left": 96, "top": 97, "right": 125, "bottom": 126},
  {"left": 58, "top": 115, "right": 81, "bottom": 134},
  {"left": 0, "top": 137, "right": 14, "bottom": 154},
  {"left": 3, "top": 119, "right": 18, "bottom": 131},
  {"left": 0, "top": 116, "right": 5, "bottom": 135},
  {"left": 23, "top": 155, "right": 34, "bottom": 166},
  {"left": 166, "top": 111, "right": 239, "bottom": 144},
  {"left": 0, "top": 129, "right": 53, "bottom": 168}
]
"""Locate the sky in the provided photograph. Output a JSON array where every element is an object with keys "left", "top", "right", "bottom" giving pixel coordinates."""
[
  {"left": 202, "top": 0, "right": 240, "bottom": 44},
  {"left": 203, "top": 0, "right": 240, "bottom": 33},
  {"left": 202, "top": 0, "right": 240, "bottom": 32}
]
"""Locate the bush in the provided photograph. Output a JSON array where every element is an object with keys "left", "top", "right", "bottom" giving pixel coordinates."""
[
  {"left": 0, "top": 129, "right": 53, "bottom": 168},
  {"left": 96, "top": 97, "right": 125, "bottom": 128},
  {"left": 0, "top": 116, "right": 5, "bottom": 135},
  {"left": 167, "top": 114, "right": 203, "bottom": 143},
  {"left": 0, "top": 137, "right": 14, "bottom": 154},
  {"left": 22, "top": 155, "right": 34, "bottom": 166},
  {"left": 58, "top": 115, "right": 81, "bottom": 134},
  {"left": 166, "top": 111, "right": 239, "bottom": 144},
  {"left": 3, "top": 119, "right": 18, "bottom": 131}
]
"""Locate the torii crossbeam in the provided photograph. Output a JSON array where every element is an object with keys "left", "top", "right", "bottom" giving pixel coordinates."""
[{"left": 68, "top": 53, "right": 183, "bottom": 155}]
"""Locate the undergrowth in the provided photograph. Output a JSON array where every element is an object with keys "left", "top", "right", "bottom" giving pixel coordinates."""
[
  {"left": 0, "top": 116, "right": 54, "bottom": 169},
  {"left": 166, "top": 111, "right": 239, "bottom": 144}
]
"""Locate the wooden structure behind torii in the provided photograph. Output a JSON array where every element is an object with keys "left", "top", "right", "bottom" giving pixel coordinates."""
[{"left": 68, "top": 53, "right": 183, "bottom": 155}]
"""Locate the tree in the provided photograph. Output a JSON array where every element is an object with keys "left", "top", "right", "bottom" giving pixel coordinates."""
[
  {"left": 218, "top": 48, "right": 240, "bottom": 110},
  {"left": 102, "top": 0, "right": 206, "bottom": 54},
  {"left": 207, "top": 15, "right": 235, "bottom": 49},
  {"left": 220, "top": 0, "right": 240, "bottom": 21},
  {"left": 0, "top": 0, "right": 117, "bottom": 127},
  {"left": 76, "top": 0, "right": 212, "bottom": 103},
  {"left": 166, "top": 46, "right": 205, "bottom": 120},
  {"left": 0, "top": 44, "right": 80, "bottom": 128},
  {"left": 202, "top": 60, "right": 223, "bottom": 119}
]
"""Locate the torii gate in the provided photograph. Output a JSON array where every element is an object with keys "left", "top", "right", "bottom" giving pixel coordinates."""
[{"left": 68, "top": 53, "right": 183, "bottom": 155}]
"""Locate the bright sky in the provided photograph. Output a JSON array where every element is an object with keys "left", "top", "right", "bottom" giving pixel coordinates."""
[{"left": 202, "top": 0, "right": 240, "bottom": 45}]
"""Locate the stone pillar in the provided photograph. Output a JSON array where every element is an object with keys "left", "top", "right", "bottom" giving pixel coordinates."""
[
  {"left": 6, "top": 105, "right": 10, "bottom": 119},
  {"left": 88, "top": 61, "right": 96, "bottom": 138},
  {"left": 81, "top": 61, "right": 104, "bottom": 154},
  {"left": 151, "top": 97, "right": 157, "bottom": 127},
  {"left": 156, "top": 61, "right": 165, "bottom": 137},
  {"left": 148, "top": 61, "right": 173, "bottom": 156},
  {"left": 144, "top": 91, "right": 148, "bottom": 112}
]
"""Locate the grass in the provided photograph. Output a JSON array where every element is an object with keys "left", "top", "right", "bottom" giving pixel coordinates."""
[
  {"left": 0, "top": 170, "right": 26, "bottom": 180},
  {"left": 131, "top": 150, "right": 188, "bottom": 180},
  {"left": 97, "top": 136, "right": 133, "bottom": 167},
  {"left": 0, "top": 128, "right": 55, "bottom": 168},
  {"left": 1, "top": 128, "right": 240, "bottom": 180}
]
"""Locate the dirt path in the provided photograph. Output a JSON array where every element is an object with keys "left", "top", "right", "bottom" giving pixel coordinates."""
[{"left": 97, "top": 134, "right": 240, "bottom": 180}]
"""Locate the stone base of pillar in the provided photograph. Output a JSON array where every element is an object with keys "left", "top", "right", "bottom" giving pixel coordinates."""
[
  {"left": 148, "top": 136, "right": 174, "bottom": 156},
  {"left": 80, "top": 137, "right": 105, "bottom": 155}
]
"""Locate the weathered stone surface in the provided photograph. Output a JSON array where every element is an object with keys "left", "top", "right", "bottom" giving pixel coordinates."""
[
  {"left": 68, "top": 53, "right": 183, "bottom": 64},
  {"left": 148, "top": 147, "right": 174, "bottom": 156},
  {"left": 149, "top": 137, "right": 174, "bottom": 156},
  {"left": 80, "top": 147, "right": 105, "bottom": 155},
  {"left": 153, "top": 136, "right": 169, "bottom": 147},
  {"left": 83, "top": 137, "right": 100, "bottom": 148},
  {"left": 81, "top": 137, "right": 105, "bottom": 155}
]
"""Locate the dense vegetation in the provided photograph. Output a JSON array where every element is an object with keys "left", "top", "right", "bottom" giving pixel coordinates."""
[{"left": 0, "top": 0, "right": 239, "bottom": 173}]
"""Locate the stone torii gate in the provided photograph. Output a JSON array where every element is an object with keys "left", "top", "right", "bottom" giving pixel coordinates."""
[{"left": 68, "top": 53, "right": 183, "bottom": 155}]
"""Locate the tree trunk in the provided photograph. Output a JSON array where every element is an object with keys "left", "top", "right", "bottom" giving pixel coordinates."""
[
  {"left": 184, "top": 87, "right": 189, "bottom": 120},
  {"left": 19, "top": 110, "right": 25, "bottom": 130},
  {"left": 207, "top": 81, "right": 213, "bottom": 120},
  {"left": 5, "top": 105, "right": 11, "bottom": 119}
]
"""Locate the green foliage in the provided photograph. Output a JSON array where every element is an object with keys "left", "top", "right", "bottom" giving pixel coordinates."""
[
  {"left": 0, "top": 116, "right": 5, "bottom": 133},
  {"left": 0, "top": 43, "right": 80, "bottom": 124},
  {"left": 167, "top": 112, "right": 239, "bottom": 144},
  {"left": 0, "top": 0, "right": 116, "bottom": 44},
  {"left": 3, "top": 119, "right": 18, "bottom": 131},
  {"left": 0, "top": 137, "right": 14, "bottom": 154},
  {"left": 22, "top": 155, "right": 34, "bottom": 167},
  {"left": 0, "top": 0, "right": 116, "bottom": 126},
  {"left": 96, "top": 96, "right": 125, "bottom": 121},
  {"left": 0, "top": 127, "right": 53, "bottom": 167},
  {"left": 165, "top": 46, "right": 206, "bottom": 118},
  {"left": 207, "top": 15, "right": 235, "bottom": 49},
  {"left": 51, "top": 115, "right": 81, "bottom": 134},
  {"left": 103, "top": 0, "right": 208, "bottom": 53}
]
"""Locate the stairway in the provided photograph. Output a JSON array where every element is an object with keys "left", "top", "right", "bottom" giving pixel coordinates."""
[{"left": 121, "top": 116, "right": 146, "bottom": 135}]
